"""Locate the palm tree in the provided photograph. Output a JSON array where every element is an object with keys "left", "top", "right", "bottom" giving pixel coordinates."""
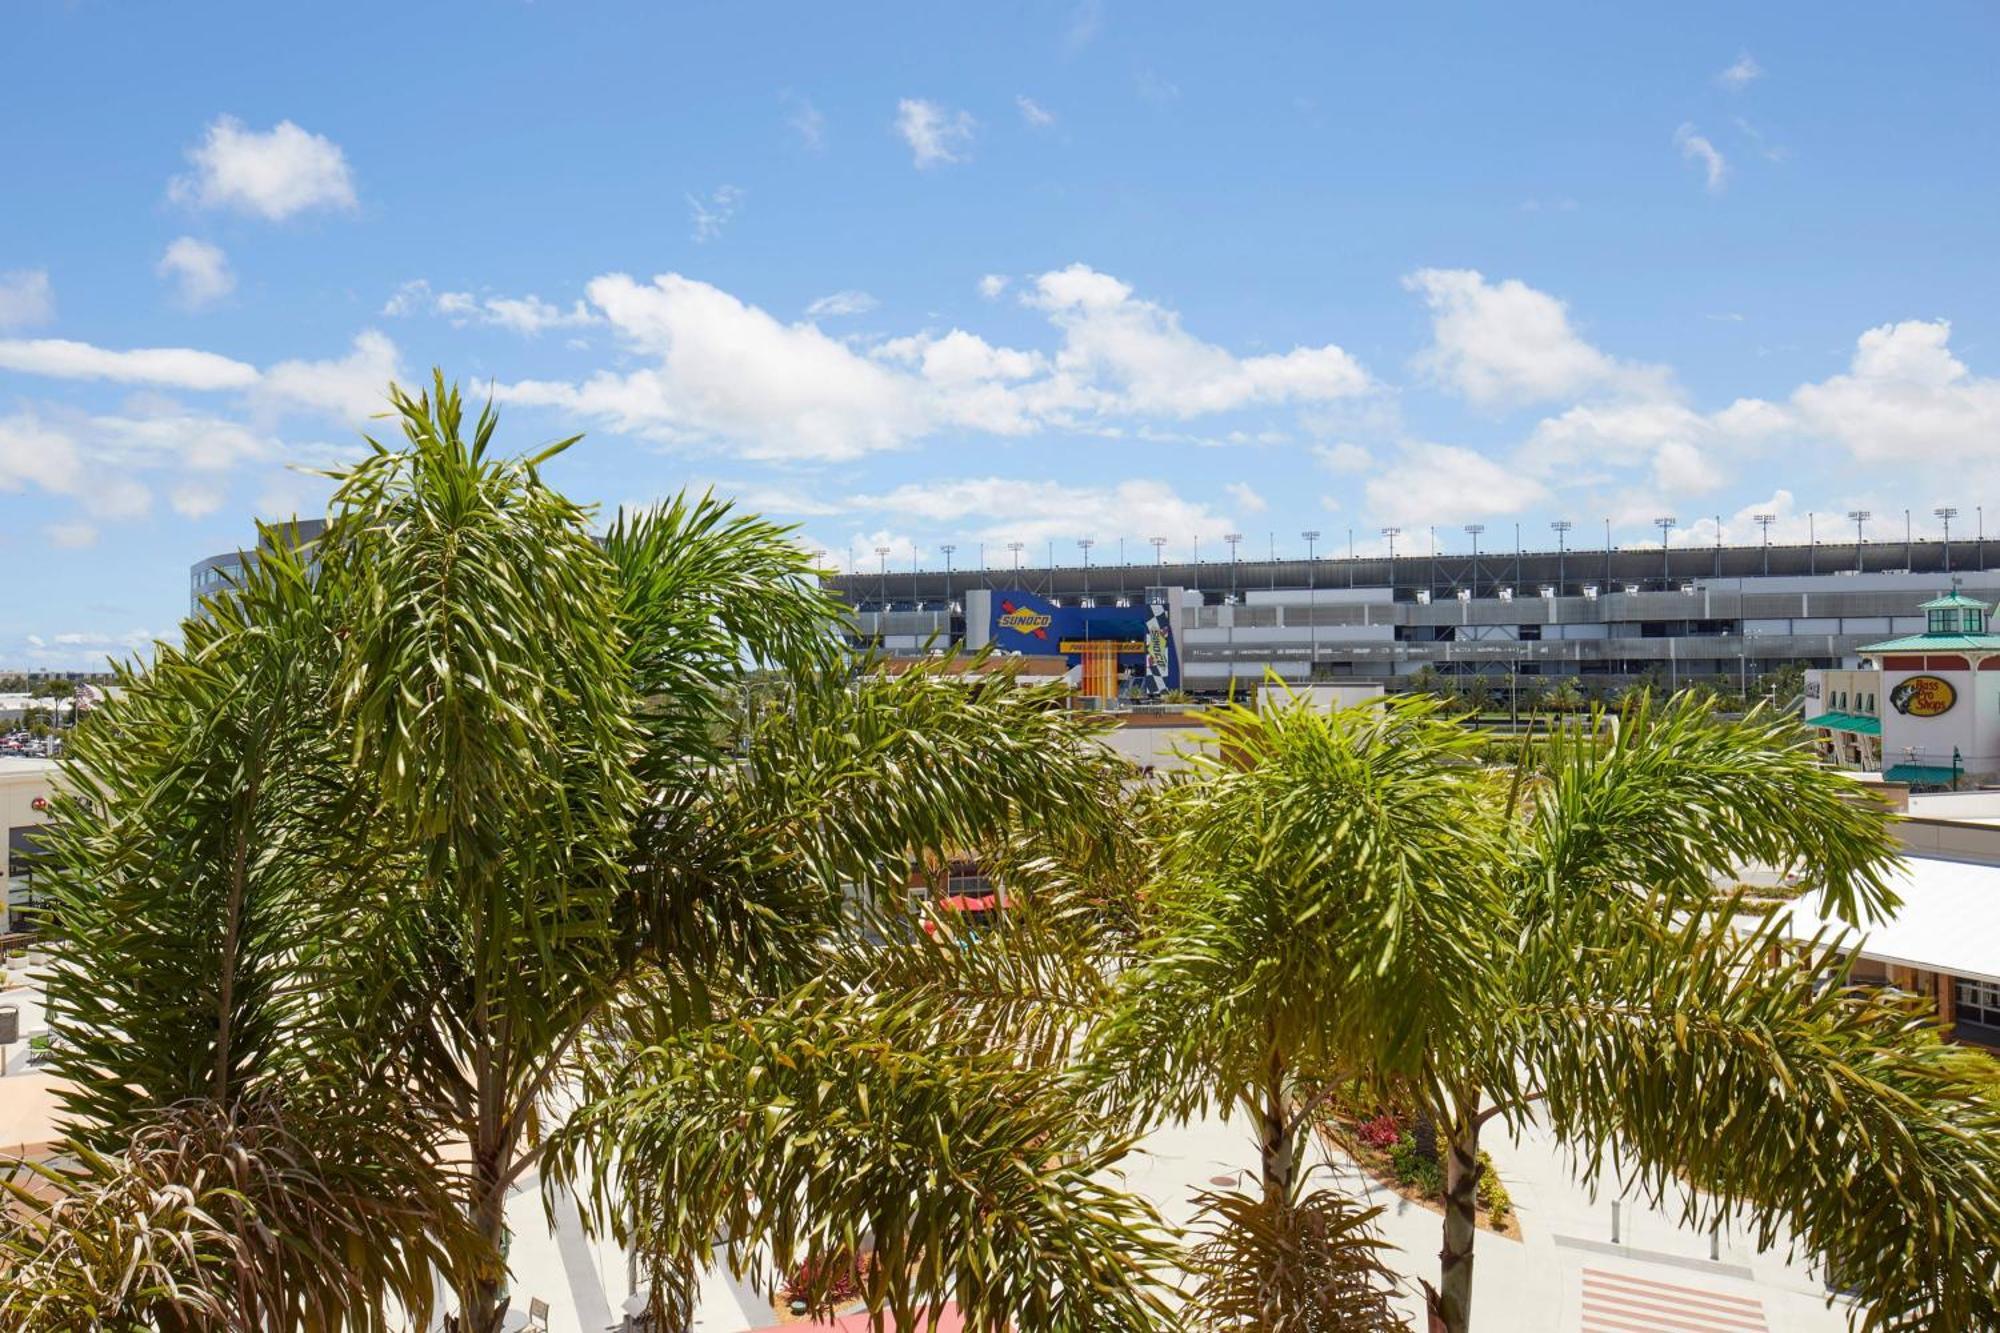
[
  {"left": 5, "top": 376, "right": 1178, "bottom": 1332},
  {"left": 1097, "top": 693, "right": 2000, "bottom": 1333}
]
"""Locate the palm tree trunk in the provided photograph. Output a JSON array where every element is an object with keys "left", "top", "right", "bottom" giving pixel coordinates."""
[
  {"left": 1435, "top": 1108, "right": 1482, "bottom": 1333},
  {"left": 1257, "top": 1035, "right": 1292, "bottom": 1202}
]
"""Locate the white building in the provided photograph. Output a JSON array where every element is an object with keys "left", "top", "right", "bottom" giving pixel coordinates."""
[{"left": 1804, "top": 588, "right": 2000, "bottom": 786}]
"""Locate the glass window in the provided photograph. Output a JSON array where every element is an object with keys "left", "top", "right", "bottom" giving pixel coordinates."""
[{"left": 1957, "top": 979, "right": 2000, "bottom": 1028}]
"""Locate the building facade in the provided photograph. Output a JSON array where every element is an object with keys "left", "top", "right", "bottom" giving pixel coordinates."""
[{"left": 830, "top": 536, "right": 2000, "bottom": 696}]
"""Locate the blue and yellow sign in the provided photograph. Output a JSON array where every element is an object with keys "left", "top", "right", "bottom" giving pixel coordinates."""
[{"left": 988, "top": 588, "right": 1179, "bottom": 692}]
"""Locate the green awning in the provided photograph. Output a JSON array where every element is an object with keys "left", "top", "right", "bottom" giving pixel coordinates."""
[
  {"left": 1883, "top": 764, "right": 1959, "bottom": 786},
  {"left": 1805, "top": 711, "right": 1882, "bottom": 736}
]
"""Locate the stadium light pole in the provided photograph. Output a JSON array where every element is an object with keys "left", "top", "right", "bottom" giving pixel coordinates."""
[
  {"left": 1007, "top": 540, "right": 1024, "bottom": 574},
  {"left": 1937, "top": 507, "right": 1958, "bottom": 573},
  {"left": 1078, "top": 538, "right": 1094, "bottom": 600},
  {"left": 1655, "top": 517, "right": 1676, "bottom": 589},
  {"left": 1808, "top": 512, "right": 1817, "bottom": 575},
  {"left": 1303, "top": 529, "right": 1321, "bottom": 675},
  {"left": 1381, "top": 527, "right": 1400, "bottom": 600},
  {"left": 1904, "top": 508, "right": 1913, "bottom": 570},
  {"left": 1150, "top": 535, "right": 1167, "bottom": 568},
  {"left": 1224, "top": 533, "right": 1243, "bottom": 596},
  {"left": 940, "top": 544, "right": 956, "bottom": 607},
  {"left": 1848, "top": 509, "right": 1871, "bottom": 573},
  {"left": 1754, "top": 513, "right": 1775, "bottom": 576},
  {"left": 1551, "top": 519, "right": 1572, "bottom": 595},
  {"left": 1463, "top": 523, "right": 1484, "bottom": 597},
  {"left": 876, "top": 547, "right": 891, "bottom": 613}
]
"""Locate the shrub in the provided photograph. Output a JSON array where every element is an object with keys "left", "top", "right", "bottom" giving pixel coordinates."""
[
  {"left": 1476, "top": 1150, "right": 1512, "bottom": 1224},
  {"left": 1356, "top": 1113, "right": 1401, "bottom": 1150},
  {"left": 784, "top": 1250, "right": 871, "bottom": 1307},
  {"left": 1388, "top": 1134, "right": 1444, "bottom": 1197}
]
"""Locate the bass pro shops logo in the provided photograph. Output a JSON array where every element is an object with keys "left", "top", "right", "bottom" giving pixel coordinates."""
[
  {"left": 998, "top": 600, "right": 1053, "bottom": 639},
  {"left": 1890, "top": 674, "right": 1956, "bottom": 717}
]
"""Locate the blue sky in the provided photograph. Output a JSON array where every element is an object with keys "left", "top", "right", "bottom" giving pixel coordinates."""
[{"left": 4, "top": 1, "right": 1998, "bottom": 667}]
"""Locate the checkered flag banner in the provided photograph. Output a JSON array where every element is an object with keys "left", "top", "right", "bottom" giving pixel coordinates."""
[{"left": 1141, "top": 587, "right": 1172, "bottom": 697}]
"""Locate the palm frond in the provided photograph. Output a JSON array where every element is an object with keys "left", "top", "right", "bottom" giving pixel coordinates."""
[{"left": 1183, "top": 1163, "right": 1408, "bottom": 1332}]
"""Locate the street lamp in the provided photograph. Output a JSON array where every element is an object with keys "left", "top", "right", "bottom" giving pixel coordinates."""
[
  {"left": 1936, "top": 507, "right": 1958, "bottom": 573},
  {"left": 1463, "top": 523, "right": 1484, "bottom": 598},
  {"left": 1754, "top": 512, "right": 1775, "bottom": 576},
  {"left": 1655, "top": 517, "right": 1677, "bottom": 588},
  {"left": 1551, "top": 519, "right": 1572, "bottom": 595},
  {"left": 1848, "top": 509, "right": 1871, "bottom": 573}
]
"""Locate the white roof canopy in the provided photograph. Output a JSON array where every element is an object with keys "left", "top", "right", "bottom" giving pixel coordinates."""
[{"left": 1775, "top": 855, "right": 2000, "bottom": 984}]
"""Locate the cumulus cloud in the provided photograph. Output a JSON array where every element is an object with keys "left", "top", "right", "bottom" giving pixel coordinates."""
[
  {"left": 1026, "top": 263, "right": 1372, "bottom": 417},
  {"left": 1406, "top": 268, "right": 1668, "bottom": 408},
  {"left": 978, "top": 274, "right": 1010, "bottom": 300},
  {"left": 169, "top": 116, "right": 358, "bottom": 220},
  {"left": 1716, "top": 53, "right": 1763, "bottom": 91},
  {"left": 896, "top": 98, "right": 975, "bottom": 167},
  {"left": 256, "top": 329, "right": 401, "bottom": 422},
  {"left": 1785, "top": 319, "right": 2000, "bottom": 464},
  {"left": 171, "top": 481, "right": 226, "bottom": 518},
  {"left": 157, "top": 237, "right": 235, "bottom": 309},
  {"left": 850, "top": 476, "right": 1236, "bottom": 549},
  {"left": 383, "top": 279, "right": 597, "bottom": 335},
  {"left": 0, "top": 337, "right": 259, "bottom": 389},
  {"left": 688, "top": 185, "right": 744, "bottom": 242},
  {"left": 0, "top": 269, "right": 54, "bottom": 329},
  {"left": 490, "top": 265, "right": 1372, "bottom": 461},
  {"left": 1224, "top": 482, "right": 1268, "bottom": 514},
  {"left": 1364, "top": 443, "right": 1551, "bottom": 526},
  {"left": 1675, "top": 123, "right": 1728, "bottom": 193},
  {"left": 806, "top": 290, "right": 879, "bottom": 318}
]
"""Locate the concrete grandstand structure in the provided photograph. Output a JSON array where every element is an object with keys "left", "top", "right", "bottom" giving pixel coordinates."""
[{"left": 828, "top": 534, "right": 2000, "bottom": 695}]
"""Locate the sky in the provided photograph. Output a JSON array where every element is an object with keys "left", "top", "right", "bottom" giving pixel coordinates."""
[{"left": 3, "top": 1, "right": 1999, "bottom": 668}]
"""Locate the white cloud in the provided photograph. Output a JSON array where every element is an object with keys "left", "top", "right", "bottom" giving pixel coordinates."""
[
  {"left": 1675, "top": 123, "right": 1728, "bottom": 193},
  {"left": 896, "top": 98, "right": 975, "bottom": 168},
  {"left": 851, "top": 476, "right": 1236, "bottom": 549},
  {"left": 493, "top": 265, "right": 1372, "bottom": 462},
  {"left": 806, "top": 290, "right": 879, "bottom": 318},
  {"left": 978, "top": 274, "right": 1010, "bottom": 300},
  {"left": 784, "top": 93, "right": 825, "bottom": 150},
  {"left": 170, "top": 481, "right": 226, "bottom": 518},
  {"left": 156, "top": 237, "right": 235, "bottom": 309},
  {"left": 1406, "top": 268, "right": 1667, "bottom": 408},
  {"left": 0, "top": 412, "right": 82, "bottom": 496},
  {"left": 1027, "top": 263, "right": 1371, "bottom": 417},
  {"left": 1016, "top": 95, "right": 1056, "bottom": 128},
  {"left": 256, "top": 330, "right": 401, "bottom": 422},
  {"left": 1134, "top": 69, "right": 1180, "bottom": 107},
  {"left": 1062, "top": 0, "right": 1103, "bottom": 56},
  {"left": 1364, "top": 443, "right": 1550, "bottom": 526},
  {"left": 1313, "top": 441, "right": 1372, "bottom": 473},
  {"left": 45, "top": 520, "right": 99, "bottom": 550},
  {"left": 0, "top": 337, "right": 259, "bottom": 390},
  {"left": 496, "top": 273, "right": 934, "bottom": 462},
  {"left": 169, "top": 116, "right": 357, "bottom": 220},
  {"left": 1785, "top": 319, "right": 2000, "bottom": 464},
  {"left": 688, "top": 185, "right": 744, "bottom": 242},
  {"left": 1716, "top": 53, "right": 1763, "bottom": 91},
  {"left": 384, "top": 280, "right": 597, "bottom": 336},
  {"left": 1225, "top": 482, "right": 1268, "bottom": 513},
  {"left": 0, "top": 269, "right": 54, "bottom": 329}
]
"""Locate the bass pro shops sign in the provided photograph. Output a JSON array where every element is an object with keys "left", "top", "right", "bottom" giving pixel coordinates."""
[{"left": 1890, "top": 675, "right": 1957, "bottom": 718}]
